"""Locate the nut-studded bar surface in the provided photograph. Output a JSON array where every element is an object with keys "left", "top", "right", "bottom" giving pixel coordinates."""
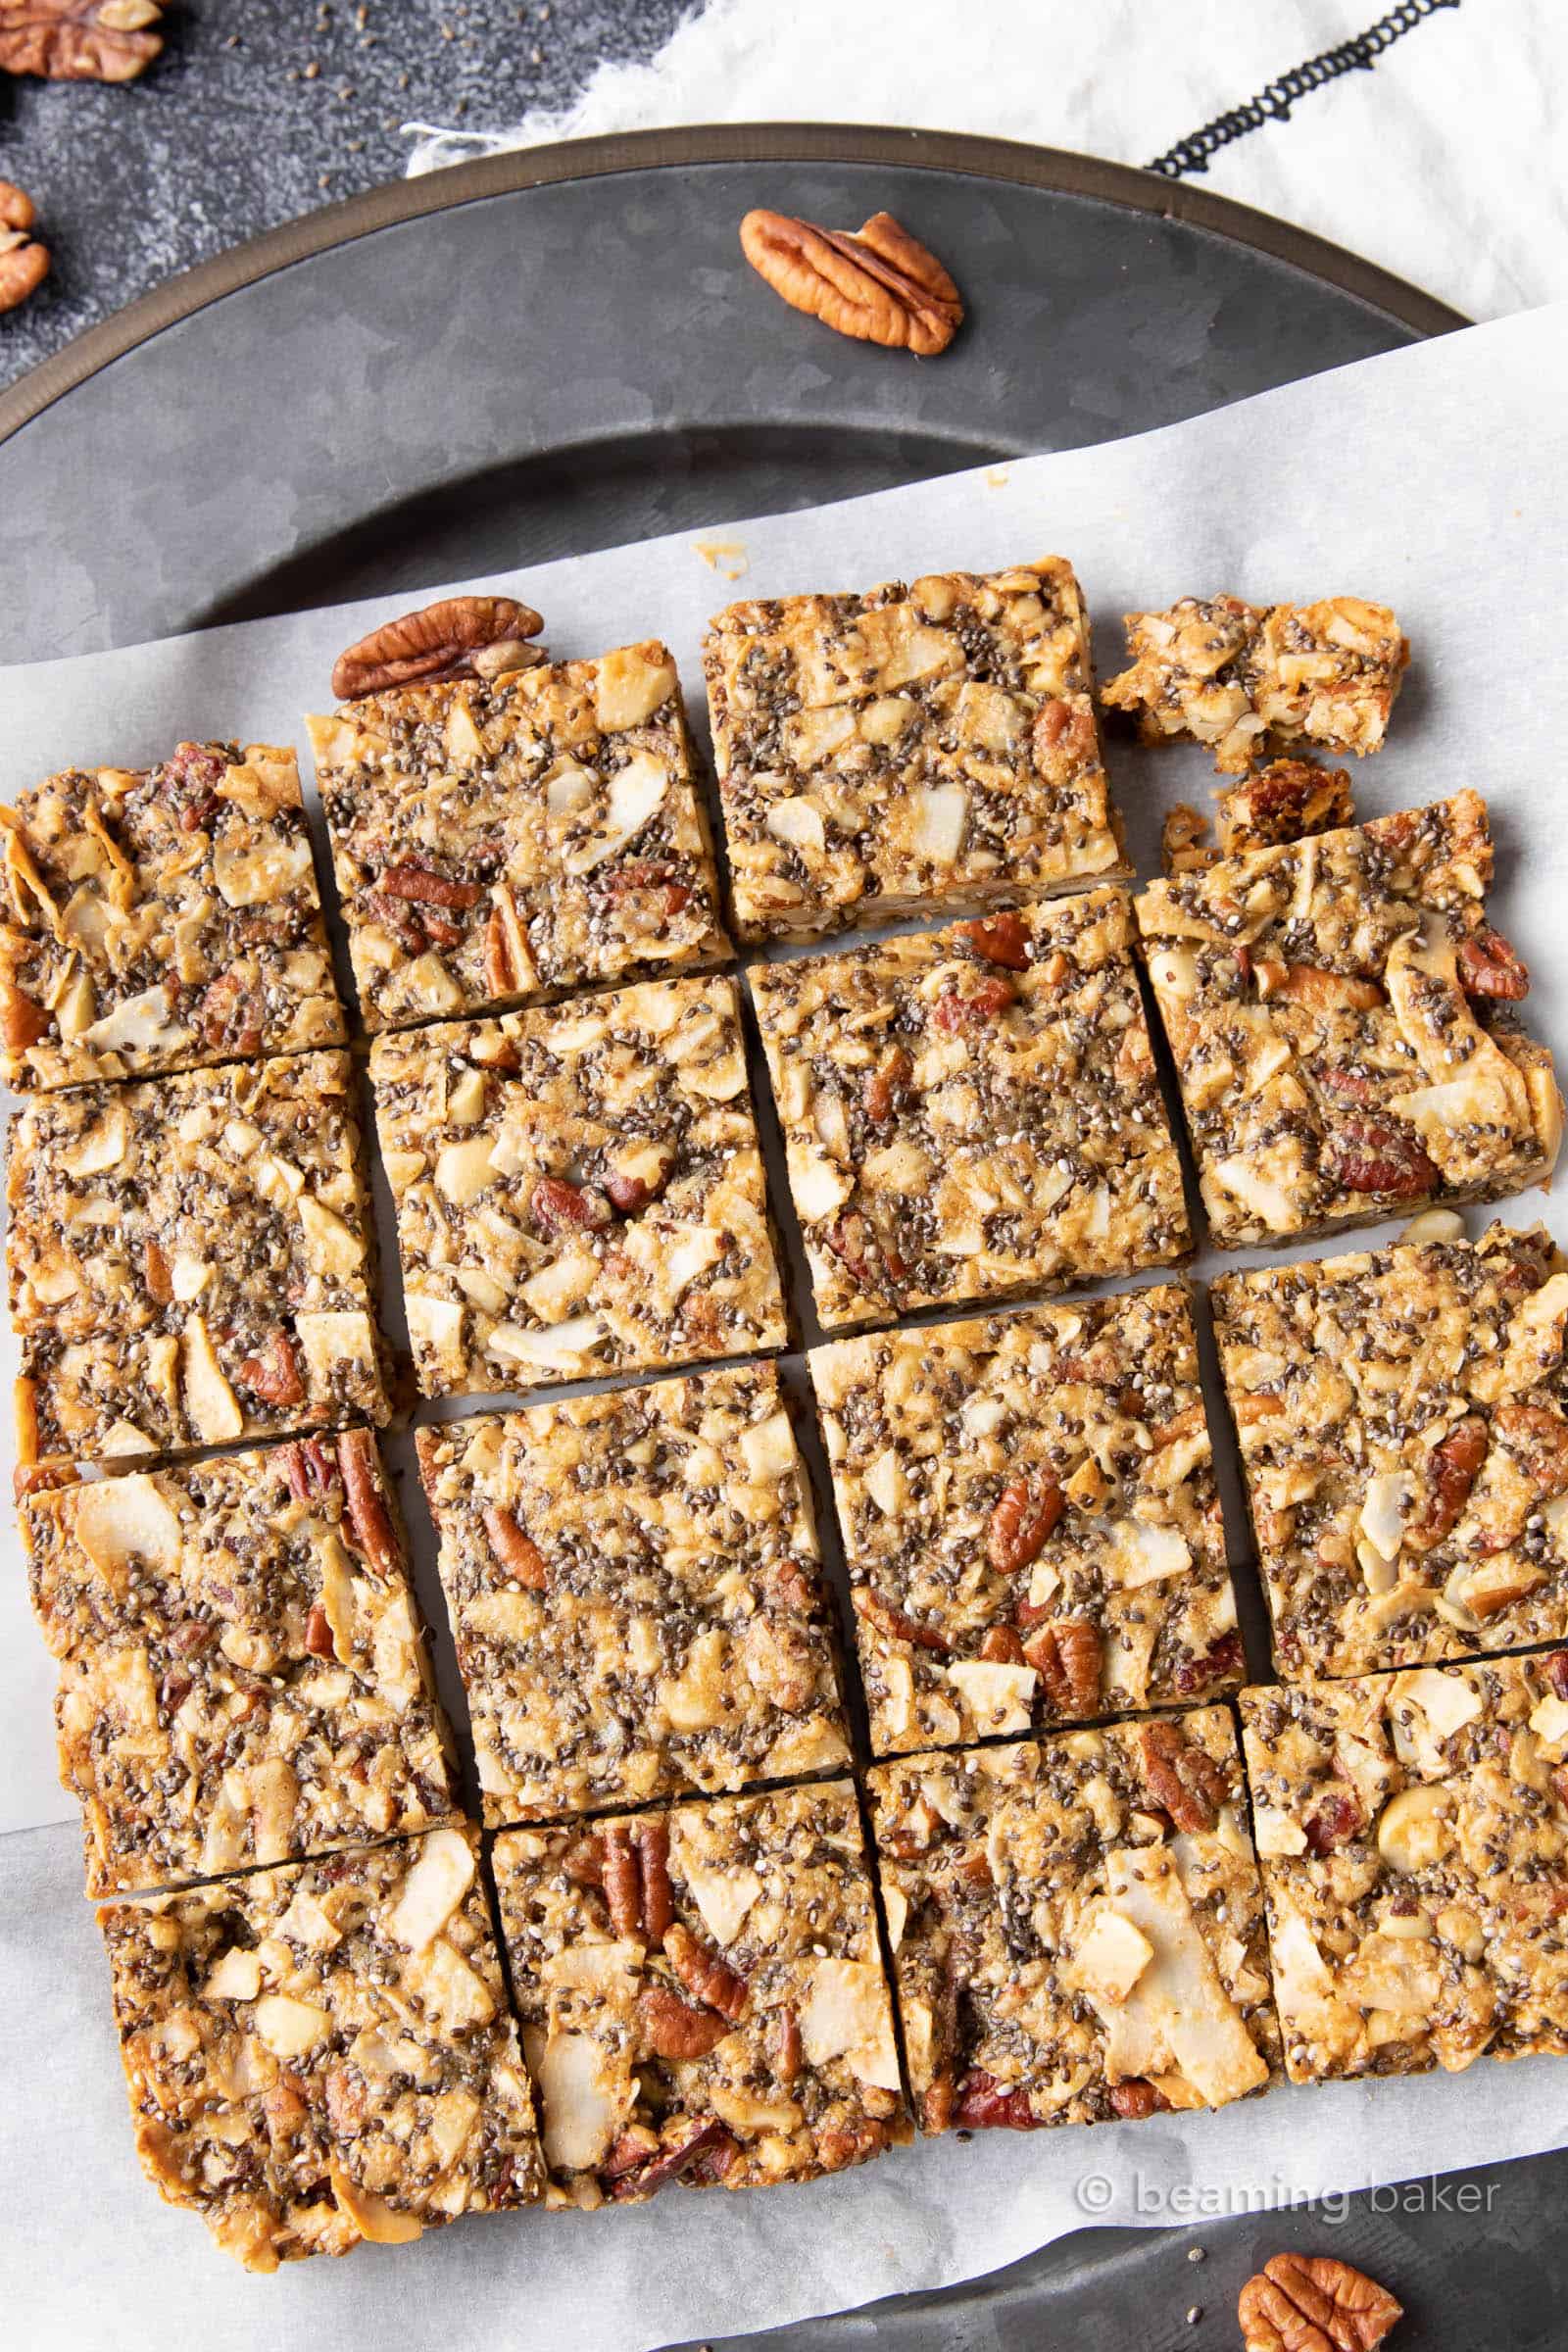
[
  {"left": 370, "top": 975, "right": 787, "bottom": 1399},
  {"left": 749, "top": 890, "right": 1190, "bottom": 1332},
  {"left": 867, "top": 1709, "right": 1279, "bottom": 2132},
  {"left": 1102, "top": 596, "right": 1407, "bottom": 775},
  {"left": 0, "top": 741, "right": 344, "bottom": 1091},
  {"left": 9, "top": 1049, "right": 390, "bottom": 1477},
  {"left": 1213, "top": 1220, "right": 1568, "bottom": 1680},
  {"left": 416, "top": 1363, "right": 849, "bottom": 1823},
  {"left": 26, "top": 1432, "right": 458, "bottom": 1896},
  {"left": 811, "top": 1288, "right": 1241, "bottom": 1755},
  {"left": 492, "top": 1780, "right": 906, "bottom": 2203},
  {"left": 703, "top": 561, "right": 1128, "bottom": 942},
  {"left": 1239, "top": 1655, "right": 1568, "bottom": 2082},
  {"left": 99, "top": 1826, "right": 543, "bottom": 2270},
  {"left": 309, "top": 641, "right": 729, "bottom": 1032},
  {"left": 1135, "top": 793, "right": 1563, "bottom": 1250}
]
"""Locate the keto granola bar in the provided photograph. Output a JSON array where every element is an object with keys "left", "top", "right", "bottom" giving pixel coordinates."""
[
  {"left": 370, "top": 975, "right": 786, "bottom": 1398},
  {"left": 1135, "top": 793, "right": 1563, "bottom": 1249},
  {"left": 99, "top": 1827, "right": 543, "bottom": 2268},
  {"left": 0, "top": 742, "right": 342, "bottom": 1091},
  {"left": 1214, "top": 758, "right": 1354, "bottom": 856},
  {"left": 749, "top": 890, "right": 1190, "bottom": 1331},
  {"left": 1102, "top": 596, "right": 1407, "bottom": 774},
  {"left": 308, "top": 641, "right": 728, "bottom": 1030},
  {"left": 1239, "top": 1655, "right": 1568, "bottom": 2082},
  {"left": 9, "top": 1049, "right": 390, "bottom": 1477},
  {"left": 811, "top": 1287, "right": 1240, "bottom": 1755},
  {"left": 492, "top": 1781, "right": 906, "bottom": 2203},
  {"left": 867, "top": 1709, "right": 1280, "bottom": 2132},
  {"left": 416, "top": 1363, "right": 849, "bottom": 1822},
  {"left": 26, "top": 1431, "right": 457, "bottom": 1896},
  {"left": 1214, "top": 1220, "right": 1568, "bottom": 1680},
  {"left": 704, "top": 561, "right": 1128, "bottom": 941}
]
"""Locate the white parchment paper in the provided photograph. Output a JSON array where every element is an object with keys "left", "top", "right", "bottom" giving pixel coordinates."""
[{"left": 3, "top": 303, "right": 1568, "bottom": 2352}]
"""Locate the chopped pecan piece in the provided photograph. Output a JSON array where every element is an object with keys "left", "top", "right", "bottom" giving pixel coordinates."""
[
  {"left": 953, "top": 2070, "right": 1039, "bottom": 2130},
  {"left": 863, "top": 1042, "right": 913, "bottom": 1122},
  {"left": 1136, "top": 1718, "right": 1227, "bottom": 1833},
  {"left": 1405, "top": 1413, "right": 1488, "bottom": 1550},
  {"left": 1107, "top": 2078, "right": 1171, "bottom": 2120},
  {"left": 481, "top": 1505, "right": 549, "bottom": 1589},
  {"left": 931, "top": 975, "right": 1017, "bottom": 1032},
  {"left": 603, "top": 858, "right": 693, "bottom": 918},
  {"left": 634, "top": 1818, "right": 673, "bottom": 1946},
  {"left": 979, "top": 1624, "right": 1026, "bottom": 1665},
  {"left": 279, "top": 1438, "right": 338, "bottom": 1504},
  {"left": 1321, "top": 1116, "right": 1438, "bottom": 1199},
  {"left": 0, "top": 985, "right": 50, "bottom": 1050},
  {"left": 1545, "top": 1651, "right": 1568, "bottom": 1701},
  {"left": 769, "top": 2004, "right": 804, "bottom": 2084},
  {"left": 0, "top": 179, "right": 49, "bottom": 313},
  {"left": 197, "top": 970, "right": 264, "bottom": 1055},
  {"left": 858, "top": 1588, "right": 953, "bottom": 1653},
  {"left": 955, "top": 912, "right": 1031, "bottom": 969},
  {"left": 826, "top": 1210, "right": 906, "bottom": 1294},
  {"left": 1021, "top": 1617, "right": 1101, "bottom": 1715},
  {"left": 1238, "top": 2252, "right": 1402, "bottom": 2352},
  {"left": 1256, "top": 960, "right": 1384, "bottom": 1012},
  {"left": 378, "top": 862, "right": 483, "bottom": 910},
  {"left": 1457, "top": 925, "right": 1529, "bottom": 1001},
  {"left": 663, "top": 1921, "right": 749, "bottom": 2021},
  {"left": 599, "top": 1823, "right": 642, "bottom": 1938},
  {"left": 331, "top": 595, "right": 545, "bottom": 700},
  {"left": 530, "top": 1174, "right": 612, "bottom": 1234},
  {"left": 142, "top": 1236, "right": 172, "bottom": 1304},
  {"left": 1031, "top": 697, "right": 1096, "bottom": 774},
  {"left": 1302, "top": 1788, "right": 1363, "bottom": 1856},
  {"left": 337, "top": 1430, "right": 399, "bottom": 1577},
  {"left": 235, "top": 1329, "right": 306, "bottom": 1409},
  {"left": 1172, "top": 1628, "right": 1245, "bottom": 1694},
  {"left": 323, "top": 2065, "right": 368, "bottom": 2138},
  {"left": 605, "top": 2116, "right": 730, "bottom": 2200},
  {"left": 0, "top": 1, "right": 164, "bottom": 82},
  {"left": 739, "top": 207, "right": 962, "bottom": 356},
  {"left": 635, "top": 1986, "right": 732, "bottom": 2062},
  {"left": 988, "top": 1475, "right": 1065, "bottom": 1575},
  {"left": 303, "top": 1602, "right": 335, "bottom": 1660},
  {"left": 1493, "top": 1401, "right": 1568, "bottom": 1496}
]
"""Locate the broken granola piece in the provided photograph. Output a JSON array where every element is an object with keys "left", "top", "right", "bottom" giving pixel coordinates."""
[
  {"left": 751, "top": 890, "right": 1190, "bottom": 1332},
  {"left": 810, "top": 1288, "right": 1240, "bottom": 1754},
  {"left": 869, "top": 1710, "right": 1279, "bottom": 2132},
  {"left": 1215, "top": 757, "right": 1354, "bottom": 855},
  {"left": 1136, "top": 793, "right": 1562, "bottom": 1247},
  {"left": 416, "top": 1362, "right": 847, "bottom": 1821},
  {"left": 1240, "top": 1656, "right": 1568, "bottom": 2082},
  {"left": 0, "top": 742, "right": 342, "bottom": 1090},
  {"left": 309, "top": 640, "right": 727, "bottom": 1030},
  {"left": 1103, "top": 596, "right": 1407, "bottom": 773},
  {"left": 704, "top": 562, "right": 1128, "bottom": 941},
  {"left": 1160, "top": 802, "right": 1216, "bottom": 875},
  {"left": 98, "top": 1829, "right": 542, "bottom": 2269},
  {"left": 493, "top": 1781, "right": 906, "bottom": 2203}
]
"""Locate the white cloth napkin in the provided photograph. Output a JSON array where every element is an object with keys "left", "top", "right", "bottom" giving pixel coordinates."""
[{"left": 405, "top": 0, "right": 1568, "bottom": 322}]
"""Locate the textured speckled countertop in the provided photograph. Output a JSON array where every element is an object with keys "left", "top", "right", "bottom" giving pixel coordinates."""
[{"left": 0, "top": 0, "right": 680, "bottom": 387}]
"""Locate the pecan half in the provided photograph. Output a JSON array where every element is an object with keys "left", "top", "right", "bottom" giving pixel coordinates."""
[
  {"left": 331, "top": 595, "right": 545, "bottom": 700},
  {"left": 236, "top": 1329, "right": 306, "bottom": 1409},
  {"left": 1404, "top": 1413, "right": 1488, "bottom": 1550},
  {"left": 0, "top": 1, "right": 163, "bottom": 82},
  {"left": 1238, "top": 2252, "right": 1402, "bottom": 2352},
  {"left": 0, "top": 180, "right": 48, "bottom": 313},
  {"left": 955, "top": 912, "right": 1031, "bottom": 969},
  {"left": 1136, "top": 1719, "right": 1227, "bottom": 1834},
  {"left": 739, "top": 207, "right": 962, "bottom": 356},
  {"left": 953, "top": 2070, "right": 1039, "bottom": 2131},
  {"left": 1022, "top": 1617, "right": 1101, "bottom": 1716},
  {"left": 859, "top": 1587, "right": 952, "bottom": 1653},
  {"left": 1457, "top": 925, "right": 1529, "bottom": 1001},
  {"left": 636, "top": 1986, "right": 732, "bottom": 2062},
  {"left": 481, "top": 1504, "right": 547, "bottom": 1589},
  {"left": 663, "top": 1922, "right": 748, "bottom": 2021},
  {"left": 1321, "top": 1116, "right": 1438, "bottom": 1200},
  {"left": 337, "top": 1431, "right": 400, "bottom": 1578},
  {"left": 988, "top": 1475, "right": 1065, "bottom": 1575}
]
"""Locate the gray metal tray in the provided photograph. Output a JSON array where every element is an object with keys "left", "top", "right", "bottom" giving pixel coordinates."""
[{"left": 2, "top": 122, "right": 1560, "bottom": 2350}]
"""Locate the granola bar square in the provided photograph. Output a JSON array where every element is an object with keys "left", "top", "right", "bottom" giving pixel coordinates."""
[
  {"left": 1102, "top": 595, "right": 1407, "bottom": 774},
  {"left": 492, "top": 1780, "right": 906, "bottom": 2202},
  {"left": 416, "top": 1362, "right": 849, "bottom": 1823},
  {"left": 704, "top": 561, "right": 1128, "bottom": 941},
  {"left": 26, "top": 1431, "right": 458, "bottom": 1895},
  {"left": 99, "top": 1827, "right": 543, "bottom": 2269},
  {"left": 9, "top": 1049, "right": 390, "bottom": 1477},
  {"left": 1239, "top": 1655, "right": 1568, "bottom": 2082},
  {"left": 811, "top": 1287, "right": 1241, "bottom": 1755},
  {"left": 370, "top": 975, "right": 787, "bottom": 1398},
  {"left": 1214, "top": 1221, "right": 1568, "bottom": 1681},
  {"left": 1135, "top": 793, "right": 1563, "bottom": 1249},
  {"left": 309, "top": 641, "right": 728, "bottom": 1029},
  {"left": 749, "top": 891, "right": 1190, "bottom": 1331},
  {"left": 0, "top": 741, "right": 343, "bottom": 1090},
  {"left": 867, "top": 1709, "right": 1280, "bottom": 2132}
]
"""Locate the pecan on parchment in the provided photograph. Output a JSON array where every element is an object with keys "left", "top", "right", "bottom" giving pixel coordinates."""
[
  {"left": 740, "top": 208, "right": 962, "bottom": 356},
  {"left": 330, "top": 594, "right": 546, "bottom": 700},
  {"left": 0, "top": 1, "right": 163, "bottom": 81},
  {"left": 1239, "top": 2252, "right": 1402, "bottom": 2352},
  {"left": 0, "top": 180, "right": 48, "bottom": 314}
]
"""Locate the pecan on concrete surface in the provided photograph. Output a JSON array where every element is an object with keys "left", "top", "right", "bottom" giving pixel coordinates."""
[
  {"left": 740, "top": 207, "right": 962, "bottom": 355},
  {"left": 0, "top": 180, "right": 48, "bottom": 313},
  {"left": 1239, "top": 2251, "right": 1402, "bottom": 2352},
  {"left": 0, "top": 0, "right": 163, "bottom": 80}
]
